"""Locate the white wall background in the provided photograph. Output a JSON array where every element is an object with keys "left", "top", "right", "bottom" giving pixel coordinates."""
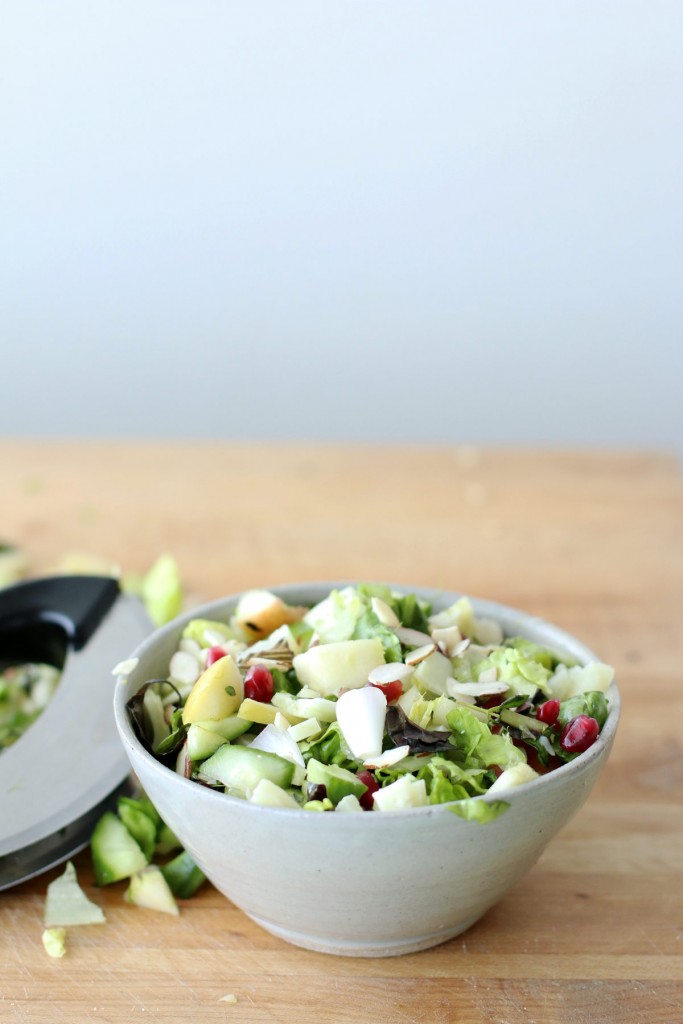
[{"left": 1, "top": 2, "right": 682, "bottom": 451}]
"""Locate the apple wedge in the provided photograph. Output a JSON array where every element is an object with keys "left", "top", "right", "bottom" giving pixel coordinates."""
[
  {"left": 292, "top": 638, "right": 385, "bottom": 697},
  {"left": 182, "top": 655, "right": 244, "bottom": 724}
]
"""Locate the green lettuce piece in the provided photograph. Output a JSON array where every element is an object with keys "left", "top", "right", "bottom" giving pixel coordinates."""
[
  {"left": 447, "top": 798, "right": 510, "bottom": 824},
  {"left": 181, "top": 618, "right": 235, "bottom": 648},
  {"left": 352, "top": 608, "right": 402, "bottom": 662},
  {"left": 416, "top": 755, "right": 489, "bottom": 805},
  {"left": 483, "top": 648, "right": 551, "bottom": 698},
  {"left": 557, "top": 691, "right": 609, "bottom": 730},
  {"left": 271, "top": 668, "right": 300, "bottom": 695},
  {"left": 300, "top": 722, "right": 359, "bottom": 771},
  {"left": 547, "top": 662, "right": 614, "bottom": 701},
  {"left": 303, "top": 587, "right": 365, "bottom": 643},
  {"left": 288, "top": 619, "right": 315, "bottom": 648},
  {"left": 504, "top": 637, "right": 562, "bottom": 669},
  {"left": 392, "top": 593, "right": 431, "bottom": 633},
  {"left": 446, "top": 706, "right": 526, "bottom": 769},
  {"left": 409, "top": 695, "right": 461, "bottom": 729},
  {"left": 136, "top": 555, "right": 183, "bottom": 627},
  {"left": 357, "top": 584, "right": 431, "bottom": 632},
  {"left": 357, "top": 583, "right": 394, "bottom": 604}
]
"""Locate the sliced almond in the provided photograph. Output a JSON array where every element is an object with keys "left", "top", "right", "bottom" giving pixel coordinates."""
[
  {"left": 363, "top": 745, "right": 411, "bottom": 770},
  {"left": 405, "top": 642, "right": 437, "bottom": 666},
  {"left": 448, "top": 679, "right": 508, "bottom": 698},
  {"left": 395, "top": 626, "right": 434, "bottom": 648},
  {"left": 451, "top": 638, "right": 471, "bottom": 658},
  {"left": 431, "top": 625, "right": 462, "bottom": 656},
  {"left": 477, "top": 667, "right": 499, "bottom": 684},
  {"left": 368, "top": 663, "right": 415, "bottom": 686},
  {"left": 370, "top": 597, "right": 400, "bottom": 628}
]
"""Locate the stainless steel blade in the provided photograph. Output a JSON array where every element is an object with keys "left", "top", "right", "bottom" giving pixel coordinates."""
[{"left": 0, "top": 590, "right": 152, "bottom": 888}]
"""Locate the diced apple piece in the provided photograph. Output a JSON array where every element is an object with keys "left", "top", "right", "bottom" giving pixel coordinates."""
[
  {"left": 237, "top": 698, "right": 278, "bottom": 726},
  {"left": 182, "top": 655, "right": 244, "bottom": 724},
  {"left": 233, "top": 590, "right": 307, "bottom": 640},
  {"left": 373, "top": 775, "right": 428, "bottom": 811},
  {"left": 487, "top": 763, "right": 539, "bottom": 794},
  {"left": 412, "top": 649, "right": 453, "bottom": 696},
  {"left": 292, "top": 638, "right": 385, "bottom": 697}
]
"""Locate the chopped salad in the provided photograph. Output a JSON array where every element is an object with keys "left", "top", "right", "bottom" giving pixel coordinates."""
[
  {"left": 0, "top": 662, "right": 61, "bottom": 751},
  {"left": 127, "top": 585, "right": 615, "bottom": 819}
]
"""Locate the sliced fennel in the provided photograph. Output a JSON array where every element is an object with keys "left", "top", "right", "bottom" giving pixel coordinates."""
[{"left": 44, "top": 862, "right": 106, "bottom": 927}]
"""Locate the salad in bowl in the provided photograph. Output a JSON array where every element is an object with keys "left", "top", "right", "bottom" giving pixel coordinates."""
[
  {"left": 113, "top": 582, "right": 619, "bottom": 956},
  {"left": 125, "top": 584, "right": 615, "bottom": 820}
]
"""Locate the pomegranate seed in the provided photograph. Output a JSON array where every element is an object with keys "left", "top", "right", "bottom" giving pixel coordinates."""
[
  {"left": 356, "top": 770, "right": 380, "bottom": 810},
  {"left": 369, "top": 679, "right": 403, "bottom": 703},
  {"left": 206, "top": 646, "right": 227, "bottom": 667},
  {"left": 243, "top": 664, "right": 274, "bottom": 703},
  {"left": 560, "top": 715, "right": 599, "bottom": 754},
  {"left": 536, "top": 699, "right": 561, "bottom": 726}
]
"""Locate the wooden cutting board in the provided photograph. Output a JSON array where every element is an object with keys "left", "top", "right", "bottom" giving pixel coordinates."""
[{"left": 1, "top": 442, "right": 681, "bottom": 1024}]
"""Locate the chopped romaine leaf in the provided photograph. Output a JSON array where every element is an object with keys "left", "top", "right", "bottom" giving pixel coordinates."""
[{"left": 447, "top": 798, "right": 510, "bottom": 823}]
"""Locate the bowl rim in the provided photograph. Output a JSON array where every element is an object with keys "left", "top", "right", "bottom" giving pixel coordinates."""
[{"left": 113, "top": 581, "right": 621, "bottom": 822}]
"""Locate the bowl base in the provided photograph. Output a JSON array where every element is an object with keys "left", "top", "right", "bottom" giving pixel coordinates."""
[{"left": 246, "top": 911, "right": 483, "bottom": 958}]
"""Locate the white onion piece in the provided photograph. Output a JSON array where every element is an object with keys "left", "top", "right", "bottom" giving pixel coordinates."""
[
  {"left": 336, "top": 686, "right": 387, "bottom": 760},
  {"left": 248, "top": 723, "right": 305, "bottom": 768}
]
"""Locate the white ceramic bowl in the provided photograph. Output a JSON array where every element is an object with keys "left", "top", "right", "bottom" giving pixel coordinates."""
[{"left": 113, "top": 583, "right": 620, "bottom": 957}]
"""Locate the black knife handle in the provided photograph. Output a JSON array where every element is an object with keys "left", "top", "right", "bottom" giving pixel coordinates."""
[{"left": 0, "top": 576, "right": 120, "bottom": 668}]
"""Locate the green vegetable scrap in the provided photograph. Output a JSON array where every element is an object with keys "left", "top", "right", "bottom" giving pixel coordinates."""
[
  {"left": 90, "top": 793, "right": 205, "bottom": 914},
  {"left": 42, "top": 928, "right": 67, "bottom": 958}
]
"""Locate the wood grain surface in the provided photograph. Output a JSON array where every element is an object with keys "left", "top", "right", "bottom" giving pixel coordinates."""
[{"left": 1, "top": 442, "right": 682, "bottom": 1024}]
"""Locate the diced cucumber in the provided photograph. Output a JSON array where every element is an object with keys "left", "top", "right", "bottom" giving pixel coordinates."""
[
  {"left": 160, "top": 851, "right": 206, "bottom": 898},
  {"left": 187, "top": 724, "right": 227, "bottom": 761},
  {"left": 306, "top": 758, "right": 368, "bottom": 805},
  {"left": 194, "top": 715, "right": 251, "bottom": 742},
  {"left": 125, "top": 866, "right": 179, "bottom": 915},
  {"left": 134, "top": 795, "right": 162, "bottom": 830},
  {"left": 117, "top": 798, "right": 157, "bottom": 861},
  {"left": 91, "top": 812, "right": 148, "bottom": 885},
  {"left": 155, "top": 823, "right": 182, "bottom": 856},
  {"left": 200, "top": 744, "right": 294, "bottom": 796}
]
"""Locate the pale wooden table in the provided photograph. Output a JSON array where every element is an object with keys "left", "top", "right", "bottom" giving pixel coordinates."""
[{"left": 1, "top": 442, "right": 682, "bottom": 1024}]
